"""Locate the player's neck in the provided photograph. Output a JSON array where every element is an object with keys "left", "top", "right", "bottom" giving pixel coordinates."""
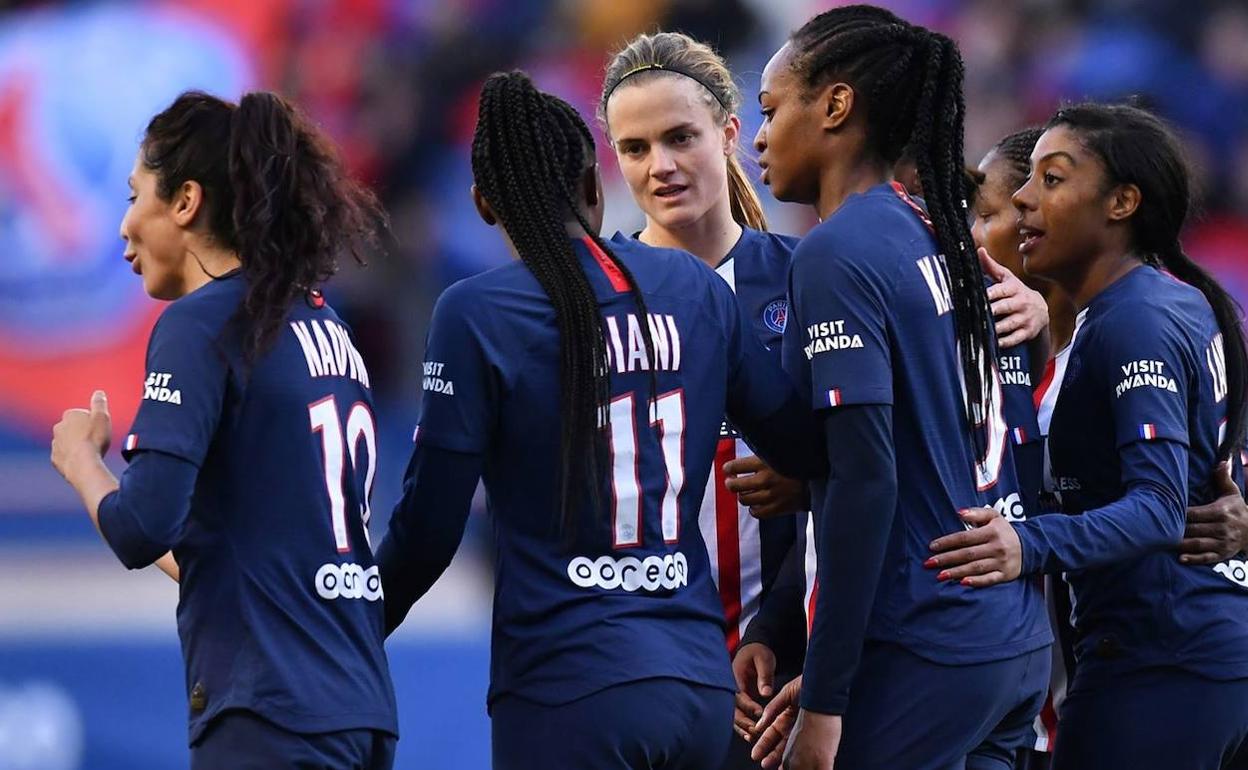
[
  {"left": 1061, "top": 248, "right": 1143, "bottom": 310},
  {"left": 814, "top": 157, "right": 890, "bottom": 221},
  {"left": 181, "top": 243, "right": 242, "bottom": 296},
  {"left": 638, "top": 202, "right": 742, "bottom": 271}
]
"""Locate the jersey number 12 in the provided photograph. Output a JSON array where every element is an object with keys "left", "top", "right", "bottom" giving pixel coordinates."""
[{"left": 309, "top": 396, "right": 377, "bottom": 553}]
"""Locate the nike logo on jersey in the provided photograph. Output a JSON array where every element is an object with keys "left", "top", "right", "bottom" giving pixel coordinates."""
[
  {"left": 604, "top": 313, "right": 682, "bottom": 374},
  {"left": 1115, "top": 359, "right": 1178, "bottom": 398},
  {"left": 143, "top": 371, "right": 182, "bottom": 404},
  {"left": 290, "top": 319, "right": 371, "bottom": 388}
]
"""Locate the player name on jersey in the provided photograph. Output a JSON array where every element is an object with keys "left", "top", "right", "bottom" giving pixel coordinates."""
[
  {"left": 290, "top": 319, "right": 372, "bottom": 388},
  {"left": 604, "top": 312, "right": 682, "bottom": 374}
]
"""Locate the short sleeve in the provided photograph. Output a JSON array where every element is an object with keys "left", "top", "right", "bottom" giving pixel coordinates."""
[
  {"left": 784, "top": 227, "right": 893, "bottom": 410},
  {"left": 998, "top": 344, "right": 1042, "bottom": 447},
  {"left": 412, "top": 282, "right": 501, "bottom": 454},
  {"left": 1096, "top": 309, "right": 1191, "bottom": 449},
  {"left": 122, "top": 308, "right": 228, "bottom": 466}
]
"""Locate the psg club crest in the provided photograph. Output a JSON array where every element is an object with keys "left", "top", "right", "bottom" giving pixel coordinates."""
[
  {"left": 763, "top": 299, "right": 788, "bottom": 334},
  {"left": 0, "top": 5, "right": 252, "bottom": 435}
]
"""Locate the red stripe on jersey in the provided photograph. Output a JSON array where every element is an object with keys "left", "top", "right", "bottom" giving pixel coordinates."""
[
  {"left": 806, "top": 577, "right": 819, "bottom": 637},
  {"left": 583, "top": 236, "right": 630, "bottom": 293},
  {"left": 1039, "top": 691, "right": 1059, "bottom": 750},
  {"left": 1033, "top": 355, "right": 1058, "bottom": 411},
  {"left": 713, "top": 438, "right": 743, "bottom": 653}
]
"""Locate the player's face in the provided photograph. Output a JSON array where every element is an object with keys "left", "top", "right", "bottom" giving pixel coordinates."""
[
  {"left": 120, "top": 155, "right": 188, "bottom": 300},
  {"left": 1012, "top": 126, "right": 1113, "bottom": 282},
  {"left": 606, "top": 77, "right": 738, "bottom": 231},
  {"left": 754, "top": 43, "right": 823, "bottom": 204},
  {"left": 971, "top": 152, "right": 1025, "bottom": 276}
]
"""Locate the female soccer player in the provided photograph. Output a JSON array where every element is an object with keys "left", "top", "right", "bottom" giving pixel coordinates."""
[
  {"left": 49, "top": 91, "right": 397, "bottom": 767},
  {"left": 375, "top": 71, "right": 821, "bottom": 770},
  {"left": 598, "top": 32, "right": 809, "bottom": 761},
  {"left": 748, "top": 7, "right": 1053, "bottom": 769},
  {"left": 930, "top": 103, "right": 1248, "bottom": 769}
]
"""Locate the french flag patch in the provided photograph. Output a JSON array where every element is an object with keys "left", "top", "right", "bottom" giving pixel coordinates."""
[
  {"left": 1139, "top": 423, "right": 1158, "bottom": 440},
  {"left": 826, "top": 389, "right": 843, "bottom": 407},
  {"left": 124, "top": 434, "right": 139, "bottom": 452},
  {"left": 1012, "top": 427, "right": 1028, "bottom": 444}
]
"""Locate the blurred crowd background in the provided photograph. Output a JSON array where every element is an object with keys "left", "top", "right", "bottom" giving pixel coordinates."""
[{"left": 1, "top": 0, "right": 1245, "bottom": 767}]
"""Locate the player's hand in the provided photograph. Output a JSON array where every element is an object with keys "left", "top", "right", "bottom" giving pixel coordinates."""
[
  {"left": 732, "top": 642, "right": 776, "bottom": 741},
  {"left": 1180, "top": 463, "right": 1248, "bottom": 565},
  {"left": 779, "top": 710, "right": 841, "bottom": 770},
  {"left": 751, "top": 675, "right": 801, "bottom": 767},
  {"left": 51, "top": 391, "right": 112, "bottom": 482},
  {"left": 981, "top": 247, "right": 1049, "bottom": 349},
  {"left": 724, "top": 456, "right": 809, "bottom": 519},
  {"left": 925, "top": 507, "right": 1023, "bottom": 587}
]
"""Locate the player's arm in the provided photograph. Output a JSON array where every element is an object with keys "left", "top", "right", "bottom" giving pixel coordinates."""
[
  {"left": 740, "top": 535, "right": 807, "bottom": 659},
  {"left": 782, "top": 228, "right": 897, "bottom": 717},
  {"left": 375, "top": 442, "right": 481, "bottom": 635},
  {"left": 376, "top": 281, "right": 498, "bottom": 636},
  {"left": 53, "top": 311, "right": 223, "bottom": 572},
  {"left": 801, "top": 405, "right": 897, "bottom": 714},
  {"left": 931, "top": 313, "right": 1192, "bottom": 581},
  {"left": 720, "top": 290, "right": 824, "bottom": 482},
  {"left": 1013, "top": 439, "right": 1185, "bottom": 575},
  {"left": 95, "top": 450, "right": 199, "bottom": 570}
]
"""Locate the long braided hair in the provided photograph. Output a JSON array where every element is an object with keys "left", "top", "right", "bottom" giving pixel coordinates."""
[
  {"left": 471, "top": 71, "right": 656, "bottom": 533},
  {"left": 1049, "top": 103, "right": 1248, "bottom": 458},
  {"left": 789, "top": 5, "right": 994, "bottom": 447}
]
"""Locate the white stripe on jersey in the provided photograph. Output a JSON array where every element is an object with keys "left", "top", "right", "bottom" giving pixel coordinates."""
[
  {"left": 1031, "top": 310, "right": 1086, "bottom": 752},
  {"left": 804, "top": 513, "right": 817, "bottom": 638},
  {"left": 715, "top": 255, "right": 737, "bottom": 291},
  {"left": 699, "top": 470, "right": 722, "bottom": 594},
  {"left": 736, "top": 438, "right": 765, "bottom": 640}
]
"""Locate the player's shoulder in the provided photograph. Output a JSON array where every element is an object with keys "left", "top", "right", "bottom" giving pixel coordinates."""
[
  {"left": 792, "top": 188, "right": 916, "bottom": 278},
  {"left": 1092, "top": 266, "right": 1211, "bottom": 336},
  {"left": 605, "top": 231, "right": 725, "bottom": 294},
  {"left": 156, "top": 272, "right": 246, "bottom": 339},
  {"left": 732, "top": 227, "right": 799, "bottom": 270}
]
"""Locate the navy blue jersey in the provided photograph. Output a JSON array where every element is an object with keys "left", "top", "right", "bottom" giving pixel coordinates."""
[
  {"left": 118, "top": 273, "right": 396, "bottom": 742},
  {"left": 781, "top": 183, "right": 1051, "bottom": 665},
  {"left": 678, "top": 228, "right": 803, "bottom": 653},
  {"left": 1039, "top": 265, "right": 1248, "bottom": 679},
  {"left": 1000, "top": 338, "right": 1044, "bottom": 522},
  {"left": 413, "top": 236, "right": 804, "bottom": 708}
]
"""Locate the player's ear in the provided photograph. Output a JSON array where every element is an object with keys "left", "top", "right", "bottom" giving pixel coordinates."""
[
  {"left": 471, "top": 185, "right": 497, "bottom": 227},
  {"left": 821, "top": 82, "right": 855, "bottom": 132},
  {"left": 582, "top": 164, "right": 605, "bottom": 234},
  {"left": 172, "top": 180, "right": 205, "bottom": 228},
  {"left": 1106, "top": 182, "right": 1141, "bottom": 223},
  {"left": 582, "top": 164, "right": 601, "bottom": 209}
]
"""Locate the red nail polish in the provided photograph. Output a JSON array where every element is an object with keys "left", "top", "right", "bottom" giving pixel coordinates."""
[
  {"left": 923, "top": 557, "right": 937, "bottom": 568},
  {"left": 937, "top": 571, "right": 949, "bottom": 581}
]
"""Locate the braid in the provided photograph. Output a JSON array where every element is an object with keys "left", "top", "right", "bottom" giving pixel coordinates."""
[
  {"left": 472, "top": 71, "right": 655, "bottom": 536},
  {"left": 790, "top": 6, "right": 994, "bottom": 447},
  {"left": 992, "top": 127, "right": 1045, "bottom": 191}
]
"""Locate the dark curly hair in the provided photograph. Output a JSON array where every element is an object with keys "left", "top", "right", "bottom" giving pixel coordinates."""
[{"left": 140, "top": 90, "right": 385, "bottom": 359}]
